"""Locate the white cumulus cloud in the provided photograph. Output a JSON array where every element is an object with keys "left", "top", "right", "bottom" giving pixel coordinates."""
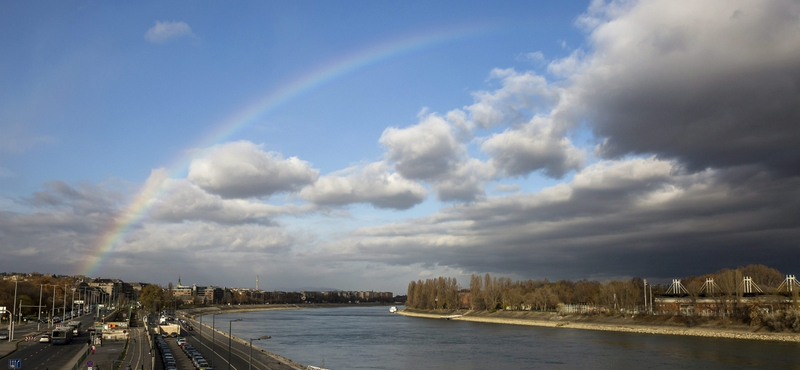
[
  {"left": 188, "top": 141, "right": 319, "bottom": 199},
  {"left": 144, "top": 21, "right": 196, "bottom": 44},
  {"left": 379, "top": 114, "right": 463, "bottom": 181},
  {"left": 300, "top": 162, "right": 427, "bottom": 210}
]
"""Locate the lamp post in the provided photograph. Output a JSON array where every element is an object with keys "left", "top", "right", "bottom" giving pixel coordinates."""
[
  {"left": 8, "top": 280, "right": 17, "bottom": 342},
  {"left": 62, "top": 284, "right": 67, "bottom": 323},
  {"left": 228, "top": 318, "right": 241, "bottom": 370},
  {"left": 249, "top": 335, "right": 271, "bottom": 370},
  {"left": 37, "top": 284, "right": 44, "bottom": 331},
  {"left": 211, "top": 314, "right": 217, "bottom": 367},
  {"left": 51, "top": 285, "right": 56, "bottom": 328},
  {"left": 71, "top": 288, "right": 76, "bottom": 319}
]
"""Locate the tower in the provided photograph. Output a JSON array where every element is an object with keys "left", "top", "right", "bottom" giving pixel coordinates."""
[{"left": 256, "top": 275, "right": 259, "bottom": 291}]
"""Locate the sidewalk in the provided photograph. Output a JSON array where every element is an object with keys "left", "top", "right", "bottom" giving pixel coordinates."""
[
  {"left": 61, "top": 338, "right": 127, "bottom": 370},
  {"left": 0, "top": 341, "right": 18, "bottom": 359}
]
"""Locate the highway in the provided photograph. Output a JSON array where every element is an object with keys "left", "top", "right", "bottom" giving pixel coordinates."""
[
  {"left": 6, "top": 314, "right": 94, "bottom": 370},
  {"left": 177, "top": 318, "right": 302, "bottom": 370}
]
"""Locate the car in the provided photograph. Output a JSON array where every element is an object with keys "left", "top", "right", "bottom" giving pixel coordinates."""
[
  {"left": 38, "top": 334, "right": 51, "bottom": 343},
  {"left": 0, "top": 332, "right": 8, "bottom": 340}
]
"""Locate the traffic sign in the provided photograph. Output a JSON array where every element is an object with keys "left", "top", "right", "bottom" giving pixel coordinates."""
[
  {"left": 8, "top": 359, "right": 21, "bottom": 369},
  {"left": 86, "top": 361, "right": 93, "bottom": 367}
]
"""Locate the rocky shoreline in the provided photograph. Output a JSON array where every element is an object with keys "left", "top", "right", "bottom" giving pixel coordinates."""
[{"left": 398, "top": 309, "right": 800, "bottom": 342}]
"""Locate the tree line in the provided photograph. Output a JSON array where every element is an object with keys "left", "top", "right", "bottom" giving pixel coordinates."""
[
  {"left": 0, "top": 273, "right": 82, "bottom": 322},
  {"left": 406, "top": 264, "right": 786, "bottom": 313}
]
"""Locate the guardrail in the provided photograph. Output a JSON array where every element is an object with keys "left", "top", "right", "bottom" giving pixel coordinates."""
[
  {"left": 69, "top": 348, "right": 91, "bottom": 370},
  {"left": 112, "top": 338, "right": 129, "bottom": 370}
]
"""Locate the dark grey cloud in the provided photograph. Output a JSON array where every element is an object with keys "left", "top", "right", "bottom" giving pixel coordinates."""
[
  {"left": 568, "top": 0, "right": 800, "bottom": 175},
  {"left": 330, "top": 159, "right": 800, "bottom": 280},
  {"left": 26, "top": 180, "right": 122, "bottom": 216}
]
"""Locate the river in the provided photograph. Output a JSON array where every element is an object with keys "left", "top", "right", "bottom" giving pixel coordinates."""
[{"left": 211, "top": 305, "right": 800, "bottom": 369}]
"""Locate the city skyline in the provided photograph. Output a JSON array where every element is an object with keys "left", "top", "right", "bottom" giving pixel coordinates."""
[{"left": 2, "top": 0, "right": 799, "bottom": 294}]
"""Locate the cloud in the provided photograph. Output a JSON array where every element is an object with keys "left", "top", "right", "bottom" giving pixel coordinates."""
[
  {"left": 0, "top": 177, "right": 305, "bottom": 282},
  {"left": 300, "top": 162, "right": 427, "bottom": 210},
  {"left": 188, "top": 141, "right": 319, "bottom": 199},
  {"left": 0, "top": 124, "right": 55, "bottom": 154},
  {"left": 431, "top": 159, "right": 496, "bottom": 202},
  {"left": 561, "top": 0, "right": 800, "bottom": 175},
  {"left": 516, "top": 51, "right": 546, "bottom": 64},
  {"left": 121, "top": 221, "right": 296, "bottom": 254},
  {"left": 482, "top": 115, "right": 585, "bottom": 178},
  {"left": 491, "top": 184, "right": 521, "bottom": 194},
  {"left": 148, "top": 178, "right": 315, "bottom": 224},
  {"left": 324, "top": 158, "right": 800, "bottom": 280},
  {"left": 380, "top": 114, "right": 463, "bottom": 181},
  {"left": 144, "top": 21, "right": 196, "bottom": 44},
  {"left": 465, "top": 68, "right": 557, "bottom": 129},
  {"left": 25, "top": 180, "right": 124, "bottom": 216}
]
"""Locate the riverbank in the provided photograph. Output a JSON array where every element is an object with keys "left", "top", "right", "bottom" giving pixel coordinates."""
[{"left": 399, "top": 308, "right": 800, "bottom": 342}]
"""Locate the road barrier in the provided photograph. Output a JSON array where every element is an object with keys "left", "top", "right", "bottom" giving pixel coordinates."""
[{"left": 69, "top": 348, "right": 90, "bottom": 370}]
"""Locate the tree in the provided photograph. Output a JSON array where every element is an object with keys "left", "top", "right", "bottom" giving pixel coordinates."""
[
  {"left": 140, "top": 284, "right": 164, "bottom": 314},
  {"left": 469, "top": 275, "right": 484, "bottom": 310},
  {"left": 483, "top": 274, "right": 500, "bottom": 311}
]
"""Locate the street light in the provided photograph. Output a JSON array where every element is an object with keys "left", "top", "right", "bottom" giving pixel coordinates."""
[
  {"left": 37, "top": 284, "right": 44, "bottom": 331},
  {"left": 51, "top": 285, "right": 56, "bottom": 328},
  {"left": 228, "top": 318, "right": 242, "bottom": 370},
  {"left": 249, "top": 335, "right": 271, "bottom": 370},
  {"left": 62, "top": 284, "right": 67, "bottom": 323},
  {"left": 211, "top": 314, "right": 218, "bottom": 367},
  {"left": 7, "top": 280, "right": 17, "bottom": 342}
]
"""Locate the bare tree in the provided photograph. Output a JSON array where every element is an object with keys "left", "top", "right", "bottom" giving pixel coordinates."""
[
  {"left": 469, "top": 274, "right": 484, "bottom": 310},
  {"left": 483, "top": 273, "right": 501, "bottom": 311}
]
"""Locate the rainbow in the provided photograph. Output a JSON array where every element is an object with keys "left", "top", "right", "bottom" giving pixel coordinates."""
[{"left": 80, "top": 24, "right": 496, "bottom": 277}]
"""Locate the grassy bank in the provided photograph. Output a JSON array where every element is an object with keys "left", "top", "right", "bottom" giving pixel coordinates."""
[{"left": 398, "top": 308, "right": 800, "bottom": 342}]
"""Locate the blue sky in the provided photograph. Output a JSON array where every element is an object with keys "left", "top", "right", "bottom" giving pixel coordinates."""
[
  {"left": 2, "top": 0, "right": 800, "bottom": 294},
  {"left": 0, "top": 0, "right": 584, "bottom": 190}
]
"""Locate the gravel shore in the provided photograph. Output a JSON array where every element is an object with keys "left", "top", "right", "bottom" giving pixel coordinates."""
[{"left": 398, "top": 309, "right": 800, "bottom": 342}]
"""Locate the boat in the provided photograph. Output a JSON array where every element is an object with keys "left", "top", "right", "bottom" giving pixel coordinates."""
[{"left": 389, "top": 306, "right": 397, "bottom": 313}]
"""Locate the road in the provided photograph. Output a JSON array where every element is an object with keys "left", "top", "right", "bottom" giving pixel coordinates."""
[
  {"left": 178, "top": 318, "right": 301, "bottom": 370},
  {"left": 118, "top": 327, "right": 152, "bottom": 370},
  {"left": 6, "top": 314, "right": 94, "bottom": 370}
]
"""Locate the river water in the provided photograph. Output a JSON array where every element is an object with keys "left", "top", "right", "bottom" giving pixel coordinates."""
[{"left": 212, "top": 305, "right": 800, "bottom": 370}]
